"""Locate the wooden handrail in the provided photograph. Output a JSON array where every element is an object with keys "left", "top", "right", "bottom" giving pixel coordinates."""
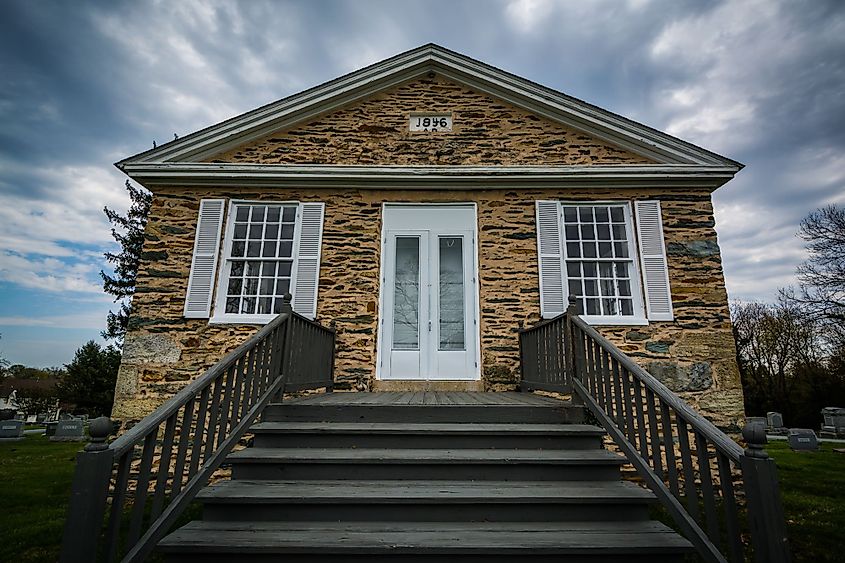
[
  {"left": 519, "top": 298, "right": 791, "bottom": 563},
  {"left": 59, "top": 295, "right": 336, "bottom": 563}
]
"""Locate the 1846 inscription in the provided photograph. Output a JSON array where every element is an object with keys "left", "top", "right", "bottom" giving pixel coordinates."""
[{"left": 409, "top": 113, "right": 452, "bottom": 132}]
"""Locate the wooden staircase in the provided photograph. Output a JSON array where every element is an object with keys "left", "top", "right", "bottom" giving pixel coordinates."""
[{"left": 158, "top": 392, "right": 693, "bottom": 562}]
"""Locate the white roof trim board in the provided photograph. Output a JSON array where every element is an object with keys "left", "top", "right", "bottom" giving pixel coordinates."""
[
  {"left": 121, "top": 163, "right": 738, "bottom": 190},
  {"left": 116, "top": 44, "right": 742, "bottom": 173}
]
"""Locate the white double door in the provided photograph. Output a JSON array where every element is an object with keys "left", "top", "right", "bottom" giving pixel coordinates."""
[{"left": 379, "top": 205, "right": 479, "bottom": 381}]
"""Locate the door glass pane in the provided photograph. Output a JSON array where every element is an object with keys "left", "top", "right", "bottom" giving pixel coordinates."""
[
  {"left": 439, "top": 237, "right": 465, "bottom": 351},
  {"left": 392, "top": 237, "right": 420, "bottom": 350}
]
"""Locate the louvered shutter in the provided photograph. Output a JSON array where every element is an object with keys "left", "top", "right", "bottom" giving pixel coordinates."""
[
  {"left": 184, "top": 199, "right": 226, "bottom": 318},
  {"left": 635, "top": 200, "right": 674, "bottom": 321},
  {"left": 292, "top": 202, "right": 325, "bottom": 320},
  {"left": 536, "top": 201, "right": 566, "bottom": 318}
]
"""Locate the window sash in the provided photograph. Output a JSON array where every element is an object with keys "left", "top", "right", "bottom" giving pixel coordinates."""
[
  {"left": 212, "top": 200, "right": 302, "bottom": 323},
  {"left": 559, "top": 202, "right": 646, "bottom": 323}
]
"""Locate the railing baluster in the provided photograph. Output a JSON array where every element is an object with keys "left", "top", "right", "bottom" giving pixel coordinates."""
[
  {"left": 104, "top": 451, "right": 132, "bottom": 563},
  {"left": 632, "top": 377, "right": 649, "bottom": 460},
  {"left": 621, "top": 368, "right": 637, "bottom": 445},
  {"left": 171, "top": 399, "right": 194, "bottom": 497},
  {"left": 645, "top": 388, "right": 663, "bottom": 478},
  {"left": 717, "top": 451, "right": 743, "bottom": 563},
  {"left": 188, "top": 386, "right": 211, "bottom": 480},
  {"left": 203, "top": 376, "right": 224, "bottom": 464},
  {"left": 241, "top": 346, "right": 257, "bottom": 417},
  {"left": 127, "top": 431, "right": 158, "bottom": 547},
  {"left": 216, "top": 366, "right": 236, "bottom": 450},
  {"left": 600, "top": 347, "right": 612, "bottom": 415},
  {"left": 150, "top": 413, "right": 178, "bottom": 521},
  {"left": 695, "top": 431, "right": 720, "bottom": 543},
  {"left": 611, "top": 358, "right": 625, "bottom": 431},
  {"left": 677, "top": 417, "right": 701, "bottom": 522},
  {"left": 660, "top": 400, "right": 681, "bottom": 498}
]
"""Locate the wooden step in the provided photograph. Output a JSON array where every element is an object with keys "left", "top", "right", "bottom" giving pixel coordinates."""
[
  {"left": 262, "top": 403, "right": 583, "bottom": 424},
  {"left": 228, "top": 448, "right": 625, "bottom": 481},
  {"left": 158, "top": 520, "right": 693, "bottom": 562},
  {"left": 199, "top": 480, "right": 656, "bottom": 522},
  {"left": 250, "top": 422, "right": 605, "bottom": 449}
]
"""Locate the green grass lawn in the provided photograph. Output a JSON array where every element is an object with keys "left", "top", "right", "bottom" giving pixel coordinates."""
[
  {"left": 767, "top": 440, "right": 845, "bottom": 563},
  {"left": 0, "top": 434, "right": 82, "bottom": 563}
]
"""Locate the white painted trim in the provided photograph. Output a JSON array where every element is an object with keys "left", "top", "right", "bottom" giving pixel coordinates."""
[
  {"left": 558, "top": 200, "right": 647, "bottom": 325},
  {"left": 210, "top": 199, "right": 302, "bottom": 324},
  {"left": 121, "top": 163, "right": 739, "bottom": 191},
  {"left": 375, "top": 203, "right": 481, "bottom": 381}
]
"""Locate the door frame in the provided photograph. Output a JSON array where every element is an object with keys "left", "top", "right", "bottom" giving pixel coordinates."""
[{"left": 375, "top": 202, "right": 481, "bottom": 381}]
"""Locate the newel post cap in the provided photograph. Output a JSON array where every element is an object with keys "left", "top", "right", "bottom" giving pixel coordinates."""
[
  {"left": 742, "top": 419, "right": 769, "bottom": 459},
  {"left": 85, "top": 417, "right": 113, "bottom": 452}
]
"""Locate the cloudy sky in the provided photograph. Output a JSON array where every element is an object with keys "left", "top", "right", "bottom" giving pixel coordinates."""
[{"left": 1, "top": 0, "right": 843, "bottom": 367}]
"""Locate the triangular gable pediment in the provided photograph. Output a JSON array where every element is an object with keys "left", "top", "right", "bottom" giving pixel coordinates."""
[
  {"left": 209, "top": 76, "right": 654, "bottom": 166},
  {"left": 117, "top": 44, "right": 741, "bottom": 169}
]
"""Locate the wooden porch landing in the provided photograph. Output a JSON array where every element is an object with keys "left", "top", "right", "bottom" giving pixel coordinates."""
[{"left": 284, "top": 391, "right": 565, "bottom": 406}]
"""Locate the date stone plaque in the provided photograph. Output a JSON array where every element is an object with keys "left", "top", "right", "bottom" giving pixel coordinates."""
[{"left": 409, "top": 113, "right": 452, "bottom": 132}]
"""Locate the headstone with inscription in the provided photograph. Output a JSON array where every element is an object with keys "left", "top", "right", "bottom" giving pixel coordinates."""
[
  {"left": 787, "top": 428, "right": 819, "bottom": 451},
  {"left": 0, "top": 419, "right": 24, "bottom": 440},
  {"left": 767, "top": 411, "right": 787, "bottom": 435},
  {"left": 50, "top": 419, "right": 85, "bottom": 441},
  {"left": 820, "top": 407, "right": 845, "bottom": 439}
]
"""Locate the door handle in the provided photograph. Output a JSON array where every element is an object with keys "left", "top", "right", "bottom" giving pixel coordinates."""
[{"left": 428, "top": 320, "right": 432, "bottom": 332}]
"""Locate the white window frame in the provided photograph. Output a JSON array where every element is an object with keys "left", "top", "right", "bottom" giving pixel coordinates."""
[
  {"left": 210, "top": 199, "right": 302, "bottom": 324},
  {"left": 559, "top": 200, "right": 648, "bottom": 326}
]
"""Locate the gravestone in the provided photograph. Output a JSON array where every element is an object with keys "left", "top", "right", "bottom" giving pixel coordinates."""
[
  {"left": 820, "top": 407, "right": 845, "bottom": 439},
  {"left": 45, "top": 421, "right": 58, "bottom": 436},
  {"left": 787, "top": 428, "right": 818, "bottom": 451},
  {"left": 50, "top": 419, "right": 85, "bottom": 441},
  {"left": 0, "top": 419, "right": 24, "bottom": 441},
  {"left": 25, "top": 414, "right": 37, "bottom": 424},
  {"left": 767, "top": 412, "right": 787, "bottom": 435}
]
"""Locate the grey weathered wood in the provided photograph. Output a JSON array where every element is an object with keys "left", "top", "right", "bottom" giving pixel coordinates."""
[
  {"left": 127, "top": 431, "right": 157, "bottom": 547},
  {"left": 151, "top": 413, "right": 178, "bottom": 521},
  {"left": 695, "top": 432, "right": 719, "bottom": 543},
  {"left": 58, "top": 449, "right": 113, "bottom": 563},
  {"left": 676, "top": 418, "right": 700, "bottom": 522},
  {"left": 104, "top": 452, "right": 132, "bottom": 563},
  {"left": 660, "top": 401, "right": 680, "bottom": 498},
  {"left": 158, "top": 517, "right": 694, "bottom": 557},
  {"left": 573, "top": 380, "right": 726, "bottom": 563},
  {"left": 172, "top": 399, "right": 195, "bottom": 497},
  {"left": 716, "top": 452, "right": 742, "bottom": 563},
  {"left": 646, "top": 389, "right": 662, "bottom": 478}
]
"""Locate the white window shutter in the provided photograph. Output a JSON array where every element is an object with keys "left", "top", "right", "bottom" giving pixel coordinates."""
[
  {"left": 184, "top": 199, "right": 226, "bottom": 318},
  {"left": 536, "top": 200, "right": 566, "bottom": 318},
  {"left": 635, "top": 200, "right": 674, "bottom": 321},
  {"left": 292, "top": 202, "right": 325, "bottom": 320}
]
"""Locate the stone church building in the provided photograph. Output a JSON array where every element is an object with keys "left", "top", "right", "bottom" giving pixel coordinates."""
[{"left": 112, "top": 44, "right": 745, "bottom": 430}]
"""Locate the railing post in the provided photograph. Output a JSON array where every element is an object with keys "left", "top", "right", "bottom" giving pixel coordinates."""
[
  {"left": 741, "top": 421, "right": 792, "bottom": 563},
  {"left": 327, "top": 320, "right": 337, "bottom": 392},
  {"left": 564, "top": 296, "right": 582, "bottom": 403},
  {"left": 59, "top": 417, "right": 114, "bottom": 563}
]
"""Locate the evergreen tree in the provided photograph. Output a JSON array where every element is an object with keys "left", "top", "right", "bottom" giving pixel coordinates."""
[
  {"left": 101, "top": 181, "right": 151, "bottom": 341},
  {"left": 57, "top": 341, "right": 122, "bottom": 416}
]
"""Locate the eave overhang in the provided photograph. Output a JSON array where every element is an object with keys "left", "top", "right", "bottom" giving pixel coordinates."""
[
  {"left": 115, "top": 44, "right": 743, "bottom": 170},
  {"left": 122, "top": 163, "right": 738, "bottom": 191}
]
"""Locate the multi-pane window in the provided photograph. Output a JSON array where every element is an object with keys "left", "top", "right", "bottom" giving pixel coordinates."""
[
  {"left": 222, "top": 203, "right": 298, "bottom": 316},
  {"left": 563, "top": 204, "right": 637, "bottom": 318}
]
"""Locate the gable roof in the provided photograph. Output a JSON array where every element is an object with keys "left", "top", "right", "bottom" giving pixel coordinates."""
[{"left": 117, "top": 44, "right": 741, "bottom": 171}]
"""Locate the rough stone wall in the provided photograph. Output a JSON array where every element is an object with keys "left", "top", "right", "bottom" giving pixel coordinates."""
[
  {"left": 112, "top": 75, "right": 742, "bottom": 430},
  {"left": 114, "top": 187, "right": 742, "bottom": 430},
  {"left": 211, "top": 76, "right": 653, "bottom": 166}
]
